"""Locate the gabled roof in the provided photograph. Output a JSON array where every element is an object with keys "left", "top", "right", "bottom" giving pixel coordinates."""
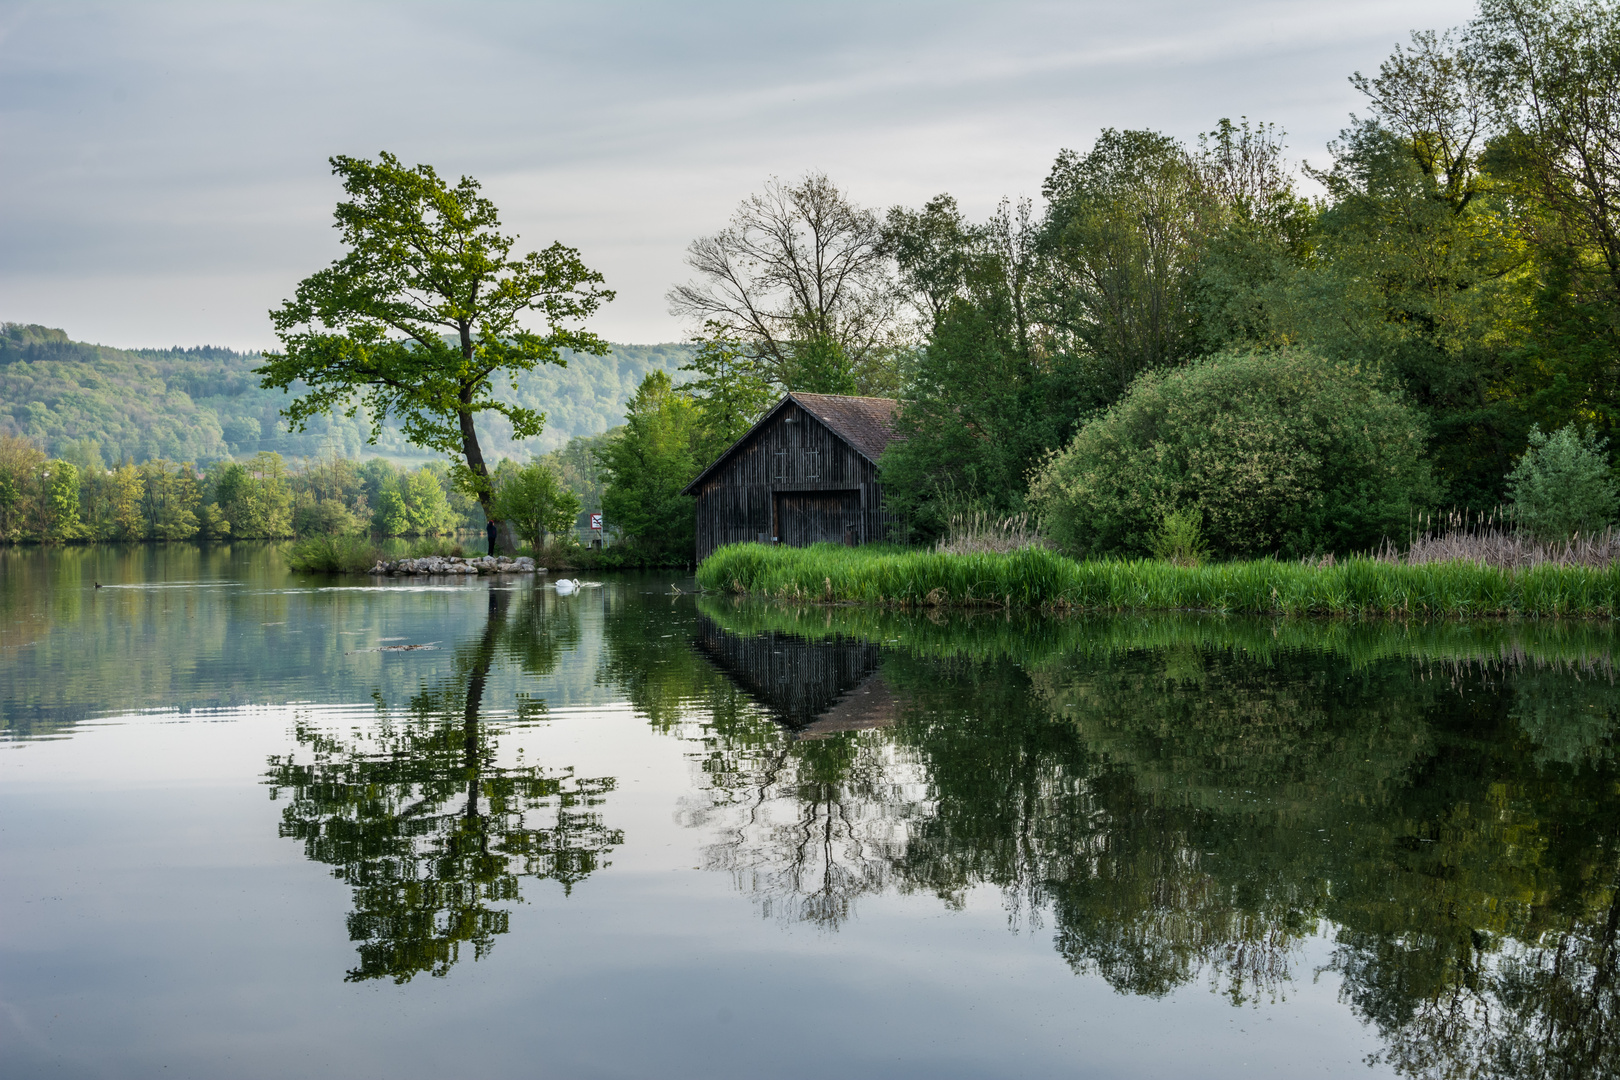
[{"left": 681, "top": 392, "right": 899, "bottom": 495}]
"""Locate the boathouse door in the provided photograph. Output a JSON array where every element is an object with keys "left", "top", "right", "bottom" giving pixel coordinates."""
[{"left": 774, "top": 490, "right": 862, "bottom": 547}]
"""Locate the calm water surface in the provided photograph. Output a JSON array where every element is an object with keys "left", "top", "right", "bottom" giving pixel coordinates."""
[{"left": 4, "top": 543, "right": 1619, "bottom": 1079}]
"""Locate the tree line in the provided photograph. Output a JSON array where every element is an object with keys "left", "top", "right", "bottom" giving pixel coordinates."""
[{"left": 601, "top": 0, "right": 1620, "bottom": 559}]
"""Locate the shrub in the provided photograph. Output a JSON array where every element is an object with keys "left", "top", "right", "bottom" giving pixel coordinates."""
[
  {"left": 1029, "top": 348, "right": 1439, "bottom": 558},
  {"left": 286, "top": 534, "right": 381, "bottom": 574},
  {"left": 1505, "top": 423, "right": 1619, "bottom": 540},
  {"left": 1149, "top": 507, "right": 1207, "bottom": 566}
]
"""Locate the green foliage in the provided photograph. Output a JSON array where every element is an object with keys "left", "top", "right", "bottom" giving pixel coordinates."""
[
  {"left": 596, "top": 371, "right": 701, "bottom": 560},
  {"left": 258, "top": 152, "right": 613, "bottom": 526},
  {"left": 1506, "top": 422, "right": 1620, "bottom": 539},
  {"left": 1030, "top": 349, "right": 1438, "bottom": 558},
  {"left": 372, "top": 490, "right": 410, "bottom": 537},
  {"left": 43, "top": 460, "right": 84, "bottom": 541},
  {"left": 539, "top": 430, "right": 615, "bottom": 514},
  {"left": 1037, "top": 128, "right": 1212, "bottom": 403},
  {"left": 211, "top": 453, "right": 294, "bottom": 538},
  {"left": 402, "top": 468, "right": 454, "bottom": 535},
  {"left": 292, "top": 498, "right": 365, "bottom": 538},
  {"left": 284, "top": 534, "right": 383, "bottom": 574},
  {"left": 697, "top": 541, "right": 1620, "bottom": 617},
  {"left": 493, "top": 462, "right": 582, "bottom": 552},
  {"left": 679, "top": 327, "right": 776, "bottom": 462},
  {"left": 138, "top": 460, "right": 200, "bottom": 540},
  {"left": 880, "top": 196, "right": 1063, "bottom": 540},
  {"left": 1148, "top": 507, "right": 1207, "bottom": 566}
]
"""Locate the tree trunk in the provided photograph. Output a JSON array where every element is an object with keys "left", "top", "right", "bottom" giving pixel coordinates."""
[{"left": 458, "top": 387, "right": 516, "bottom": 555}]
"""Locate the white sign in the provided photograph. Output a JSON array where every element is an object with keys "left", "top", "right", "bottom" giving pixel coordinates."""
[{"left": 589, "top": 513, "right": 603, "bottom": 531}]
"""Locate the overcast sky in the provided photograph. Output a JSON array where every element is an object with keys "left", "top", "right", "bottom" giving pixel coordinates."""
[{"left": 1, "top": 0, "right": 1480, "bottom": 350}]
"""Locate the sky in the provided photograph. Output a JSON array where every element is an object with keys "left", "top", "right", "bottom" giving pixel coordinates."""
[{"left": 1, "top": 0, "right": 1481, "bottom": 351}]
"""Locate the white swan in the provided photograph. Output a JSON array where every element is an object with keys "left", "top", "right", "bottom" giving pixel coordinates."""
[{"left": 554, "top": 578, "right": 578, "bottom": 594}]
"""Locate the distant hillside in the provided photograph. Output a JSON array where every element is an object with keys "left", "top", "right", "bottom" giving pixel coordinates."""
[{"left": 0, "top": 323, "right": 694, "bottom": 464}]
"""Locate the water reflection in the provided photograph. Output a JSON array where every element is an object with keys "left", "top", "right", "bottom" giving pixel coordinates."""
[
  {"left": 264, "top": 587, "right": 621, "bottom": 982},
  {"left": 664, "top": 602, "right": 1620, "bottom": 1076}
]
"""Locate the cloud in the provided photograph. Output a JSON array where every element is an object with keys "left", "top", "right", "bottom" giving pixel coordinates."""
[{"left": 0, "top": 0, "right": 1479, "bottom": 348}]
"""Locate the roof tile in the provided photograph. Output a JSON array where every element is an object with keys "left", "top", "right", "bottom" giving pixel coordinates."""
[{"left": 789, "top": 393, "right": 899, "bottom": 461}]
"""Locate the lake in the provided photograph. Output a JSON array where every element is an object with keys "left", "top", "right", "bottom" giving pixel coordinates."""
[{"left": 3, "top": 543, "right": 1618, "bottom": 1079}]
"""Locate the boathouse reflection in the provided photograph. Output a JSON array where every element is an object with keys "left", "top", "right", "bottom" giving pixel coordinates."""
[{"left": 681, "top": 616, "right": 923, "bottom": 926}]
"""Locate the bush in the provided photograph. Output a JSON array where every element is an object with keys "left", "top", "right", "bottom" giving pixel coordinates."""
[
  {"left": 1506, "top": 423, "right": 1618, "bottom": 540},
  {"left": 286, "top": 534, "right": 382, "bottom": 574},
  {"left": 1029, "top": 348, "right": 1439, "bottom": 558},
  {"left": 1149, "top": 507, "right": 1207, "bottom": 566}
]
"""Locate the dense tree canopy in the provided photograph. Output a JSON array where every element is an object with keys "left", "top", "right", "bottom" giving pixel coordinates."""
[{"left": 870, "top": 0, "right": 1620, "bottom": 548}]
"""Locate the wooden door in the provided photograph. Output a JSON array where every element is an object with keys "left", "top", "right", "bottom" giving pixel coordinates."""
[{"left": 775, "top": 490, "right": 861, "bottom": 547}]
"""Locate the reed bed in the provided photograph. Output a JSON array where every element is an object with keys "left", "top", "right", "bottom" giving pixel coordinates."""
[
  {"left": 1375, "top": 510, "right": 1620, "bottom": 569},
  {"left": 933, "top": 511, "right": 1053, "bottom": 556},
  {"left": 695, "top": 541, "right": 1620, "bottom": 618}
]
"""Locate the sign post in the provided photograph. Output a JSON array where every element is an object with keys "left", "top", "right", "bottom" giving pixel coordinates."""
[{"left": 589, "top": 513, "right": 603, "bottom": 549}]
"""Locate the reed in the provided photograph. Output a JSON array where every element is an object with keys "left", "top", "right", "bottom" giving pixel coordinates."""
[
  {"left": 1376, "top": 510, "right": 1620, "bottom": 569},
  {"left": 933, "top": 511, "right": 1053, "bottom": 555},
  {"left": 695, "top": 542, "right": 1620, "bottom": 618}
]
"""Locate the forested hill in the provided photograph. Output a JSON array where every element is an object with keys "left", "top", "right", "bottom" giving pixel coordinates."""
[{"left": 0, "top": 323, "right": 694, "bottom": 464}]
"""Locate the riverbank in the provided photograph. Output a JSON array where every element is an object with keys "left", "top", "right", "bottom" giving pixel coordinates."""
[{"left": 695, "top": 542, "right": 1620, "bottom": 617}]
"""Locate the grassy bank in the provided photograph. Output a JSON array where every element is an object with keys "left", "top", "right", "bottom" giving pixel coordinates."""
[{"left": 695, "top": 542, "right": 1620, "bottom": 618}]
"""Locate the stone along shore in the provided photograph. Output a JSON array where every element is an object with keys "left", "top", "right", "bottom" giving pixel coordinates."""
[{"left": 370, "top": 555, "right": 543, "bottom": 577}]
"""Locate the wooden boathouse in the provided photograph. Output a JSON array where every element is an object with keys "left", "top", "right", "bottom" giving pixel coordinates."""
[{"left": 682, "top": 392, "right": 900, "bottom": 563}]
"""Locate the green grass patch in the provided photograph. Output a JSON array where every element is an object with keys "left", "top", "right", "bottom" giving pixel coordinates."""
[{"left": 695, "top": 542, "right": 1620, "bottom": 619}]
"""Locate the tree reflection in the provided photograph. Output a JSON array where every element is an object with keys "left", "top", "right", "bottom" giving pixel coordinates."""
[
  {"left": 674, "top": 604, "right": 1620, "bottom": 1072},
  {"left": 682, "top": 726, "right": 926, "bottom": 928},
  {"left": 265, "top": 587, "right": 621, "bottom": 982}
]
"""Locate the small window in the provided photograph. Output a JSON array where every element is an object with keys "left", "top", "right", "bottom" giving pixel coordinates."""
[
  {"left": 805, "top": 450, "right": 821, "bottom": 480},
  {"left": 773, "top": 449, "right": 789, "bottom": 481}
]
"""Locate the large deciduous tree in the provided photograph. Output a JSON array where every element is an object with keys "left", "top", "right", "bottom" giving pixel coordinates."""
[
  {"left": 668, "top": 173, "right": 901, "bottom": 395},
  {"left": 259, "top": 153, "right": 613, "bottom": 552},
  {"left": 1036, "top": 128, "right": 1216, "bottom": 406},
  {"left": 595, "top": 371, "right": 702, "bottom": 560}
]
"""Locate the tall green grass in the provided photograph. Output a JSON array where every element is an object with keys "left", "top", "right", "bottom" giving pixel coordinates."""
[{"left": 696, "top": 542, "right": 1620, "bottom": 618}]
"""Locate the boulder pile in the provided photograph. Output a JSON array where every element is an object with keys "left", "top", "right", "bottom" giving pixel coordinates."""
[{"left": 370, "top": 555, "right": 542, "bottom": 577}]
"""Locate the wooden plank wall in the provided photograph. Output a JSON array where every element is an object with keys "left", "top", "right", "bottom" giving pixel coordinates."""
[{"left": 690, "top": 400, "right": 895, "bottom": 561}]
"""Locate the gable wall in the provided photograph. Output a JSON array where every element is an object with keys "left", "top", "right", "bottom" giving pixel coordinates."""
[{"left": 690, "top": 400, "right": 894, "bottom": 561}]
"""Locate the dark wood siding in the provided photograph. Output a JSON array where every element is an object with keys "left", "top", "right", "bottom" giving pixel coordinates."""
[{"left": 690, "top": 400, "right": 896, "bottom": 562}]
